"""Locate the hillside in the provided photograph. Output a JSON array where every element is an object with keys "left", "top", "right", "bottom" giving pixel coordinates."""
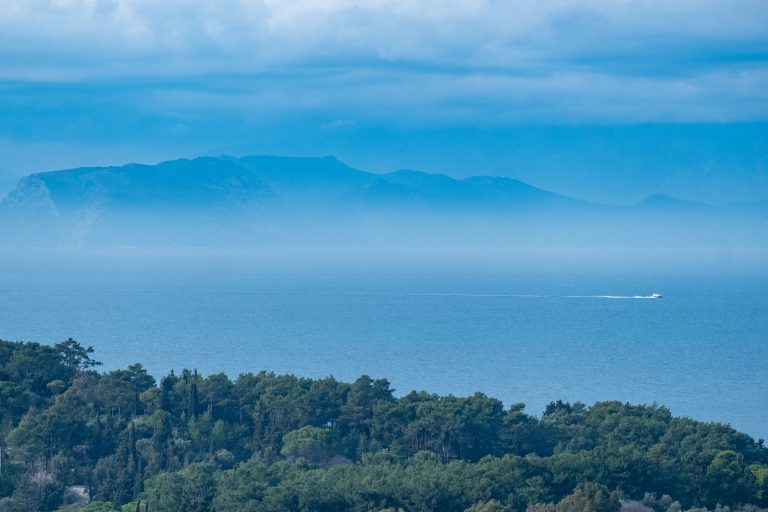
[
  {"left": 0, "top": 156, "right": 766, "bottom": 247},
  {"left": 0, "top": 339, "right": 766, "bottom": 511},
  {"left": 0, "top": 169, "right": 20, "bottom": 198}
]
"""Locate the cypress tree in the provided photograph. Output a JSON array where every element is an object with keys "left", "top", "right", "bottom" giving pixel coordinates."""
[
  {"left": 108, "top": 421, "right": 138, "bottom": 505},
  {"left": 160, "top": 370, "right": 177, "bottom": 413},
  {"left": 189, "top": 371, "right": 200, "bottom": 420}
]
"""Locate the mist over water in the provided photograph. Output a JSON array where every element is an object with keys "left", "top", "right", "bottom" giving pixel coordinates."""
[{"left": 1, "top": 248, "right": 766, "bottom": 439}]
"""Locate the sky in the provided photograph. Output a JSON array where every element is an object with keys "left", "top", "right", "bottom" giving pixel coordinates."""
[{"left": 1, "top": 0, "right": 767, "bottom": 203}]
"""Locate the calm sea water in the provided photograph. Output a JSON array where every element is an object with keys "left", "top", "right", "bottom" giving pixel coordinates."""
[{"left": 1, "top": 251, "right": 766, "bottom": 440}]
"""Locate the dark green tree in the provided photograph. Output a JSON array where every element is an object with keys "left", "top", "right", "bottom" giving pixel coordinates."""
[{"left": 54, "top": 338, "right": 101, "bottom": 374}]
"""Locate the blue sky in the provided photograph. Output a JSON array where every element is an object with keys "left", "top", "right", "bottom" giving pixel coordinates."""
[{"left": 1, "top": 0, "right": 767, "bottom": 202}]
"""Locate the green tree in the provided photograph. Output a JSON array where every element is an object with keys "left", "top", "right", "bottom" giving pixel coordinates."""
[
  {"left": 554, "top": 482, "right": 620, "bottom": 512},
  {"left": 189, "top": 376, "right": 200, "bottom": 421},
  {"left": 180, "top": 463, "right": 216, "bottom": 512},
  {"left": 9, "top": 475, "right": 64, "bottom": 512},
  {"left": 341, "top": 375, "right": 394, "bottom": 437},
  {"left": 54, "top": 338, "right": 101, "bottom": 373},
  {"left": 704, "top": 450, "right": 755, "bottom": 506},
  {"left": 465, "top": 499, "right": 511, "bottom": 512},
  {"left": 281, "top": 426, "right": 341, "bottom": 465},
  {"left": 92, "top": 422, "right": 141, "bottom": 505}
]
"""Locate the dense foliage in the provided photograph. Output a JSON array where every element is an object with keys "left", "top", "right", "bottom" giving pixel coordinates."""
[{"left": 0, "top": 339, "right": 766, "bottom": 512}]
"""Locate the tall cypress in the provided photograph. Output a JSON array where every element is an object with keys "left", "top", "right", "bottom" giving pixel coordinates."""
[
  {"left": 110, "top": 421, "right": 138, "bottom": 505},
  {"left": 189, "top": 370, "right": 200, "bottom": 420},
  {"left": 160, "top": 370, "right": 177, "bottom": 413}
]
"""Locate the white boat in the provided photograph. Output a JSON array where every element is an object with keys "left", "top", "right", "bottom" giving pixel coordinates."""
[{"left": 649, "top": 293, "right": 662, "bottom": 299}]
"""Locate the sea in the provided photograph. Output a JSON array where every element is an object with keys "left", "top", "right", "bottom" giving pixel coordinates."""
[{"left": 1, "top": 248, "right": 766, "bottom": 440}]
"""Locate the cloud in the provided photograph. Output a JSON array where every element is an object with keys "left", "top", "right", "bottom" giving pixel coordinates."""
[
  {"left": 0, "top": 0, "right": 766, "bottom": 132},
  {"left": 2, "top": 1, "right": 765, "bottom": 68}
]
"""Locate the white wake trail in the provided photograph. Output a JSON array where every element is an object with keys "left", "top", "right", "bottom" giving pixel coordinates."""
[
  {"left": 565, "top": 295, "right": 661, "bottom": 299},
  {"left": 261, "top": 291, "right": 661, "bottom": 299}
]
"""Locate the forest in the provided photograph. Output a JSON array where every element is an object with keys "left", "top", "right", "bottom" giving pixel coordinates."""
[{"left": 0, "top": 338, "right": 766, "bottom": 512}]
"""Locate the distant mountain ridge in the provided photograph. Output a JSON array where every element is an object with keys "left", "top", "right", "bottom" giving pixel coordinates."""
[
  {"left": 0, "top": 168, "right": 20, "bottom": 198},
  {"left": 1, "top": 155, "right": 766, "bottom": 247}
]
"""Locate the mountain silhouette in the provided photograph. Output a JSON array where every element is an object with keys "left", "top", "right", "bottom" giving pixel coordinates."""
[{"left": 1, "top": 155, "right": 765, "bottom": 247}]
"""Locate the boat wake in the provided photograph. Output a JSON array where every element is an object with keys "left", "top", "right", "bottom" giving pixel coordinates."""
[
  {"left": 566, "top": 294, "right": 662, "bottom": 300},
  {"left": 265, "top": 292, "right": 663, "bottom": 300}
]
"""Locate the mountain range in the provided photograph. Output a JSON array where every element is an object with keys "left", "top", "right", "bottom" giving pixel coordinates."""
[
  {"left": 1, "top": 156, "right": 765, "bottom": 247},
  {"left": 0, "top": 168, "right": 20, "bottom": 198}
]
